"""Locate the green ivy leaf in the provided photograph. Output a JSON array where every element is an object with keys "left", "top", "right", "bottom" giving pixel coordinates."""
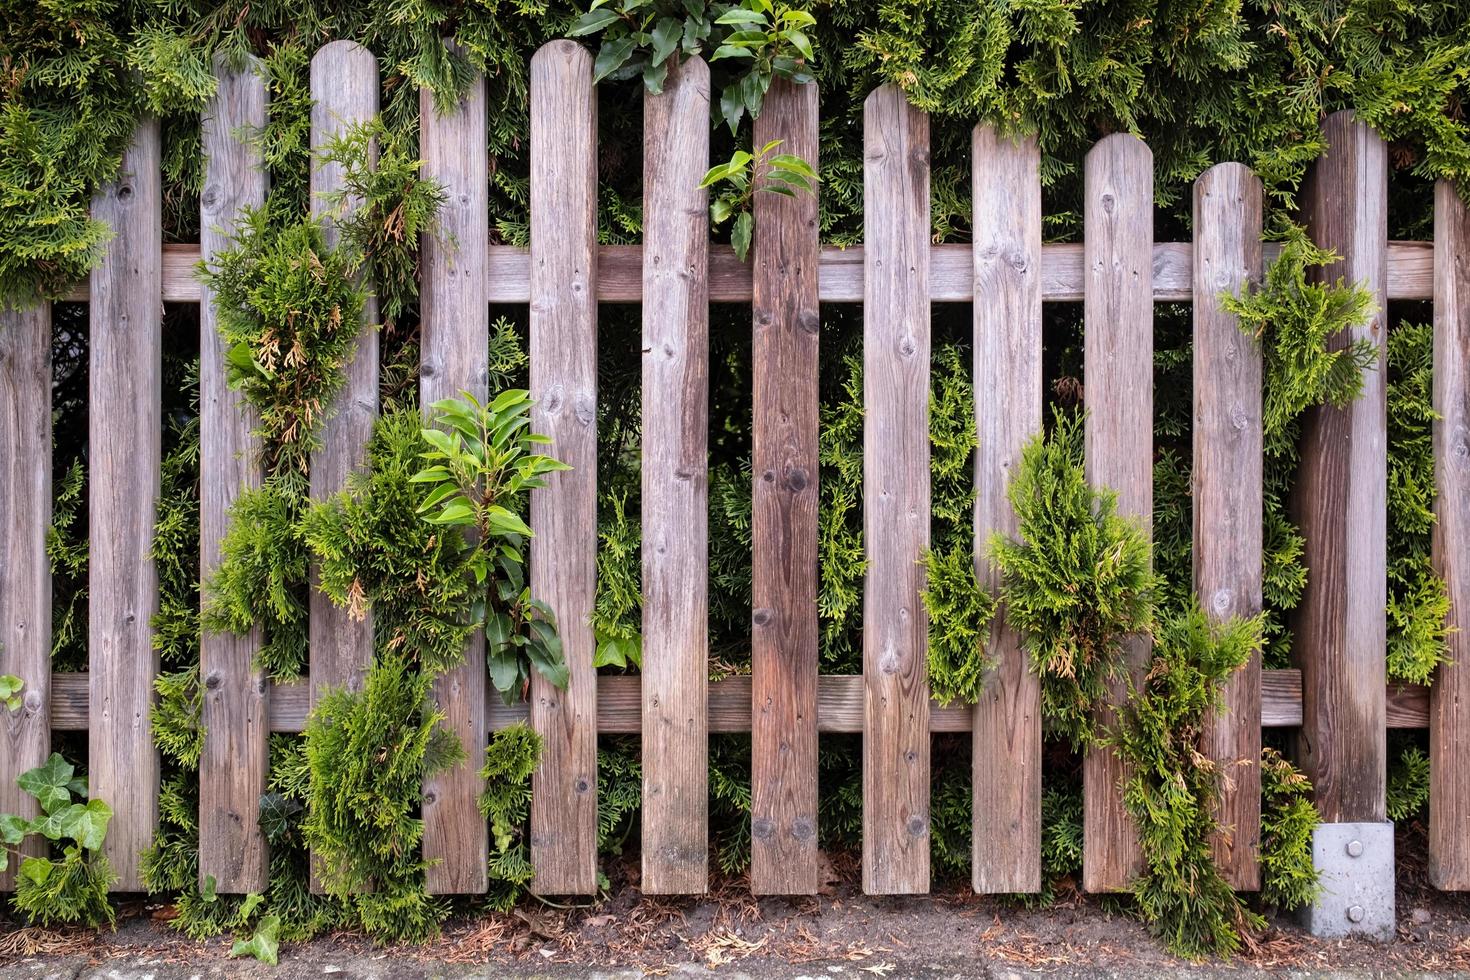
[
  {"left": 0, "top": 812, "right": 30, "bottom": 846},
  {"left": 19, "top": 856, "right": 52, "bottom": 887},
  {"left": 230, "top": 913, "right": 280, "bottom": 966},
  {"left": 17, "top": 753, "right": 76, "bottom": 815}
]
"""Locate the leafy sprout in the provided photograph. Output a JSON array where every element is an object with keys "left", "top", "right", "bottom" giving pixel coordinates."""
[
  {"left": 699, "top": 139, "right": 818, "bottom": 260},
  {"left": 568, "top": 0, "right": 816, "bottom": 132},
  {"left": 1, "top": 752, "right": 115, "bottom": 927},
  {"left": 413, "top": 391, "right": 573, "bottom": 699}
]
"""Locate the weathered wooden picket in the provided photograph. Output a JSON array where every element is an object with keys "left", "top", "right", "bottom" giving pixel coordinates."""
[{"left": 3, "top": 37, "right": 1469, "bottom": 901}]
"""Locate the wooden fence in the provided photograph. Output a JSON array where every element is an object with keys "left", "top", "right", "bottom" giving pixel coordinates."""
[{"left": 3, "top": 37, "right": 1469, "bottom": 899}]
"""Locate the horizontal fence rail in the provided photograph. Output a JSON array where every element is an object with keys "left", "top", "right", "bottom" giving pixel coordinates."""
[
  {"left": 42, "top": 670, "right": 1433, "bottom": 732},
  {"left": 3, "top": 37, "right": 1463, "bottom": 907},
  {"left": 59, "top": 240, "right": 1437, "bottom": 305}
]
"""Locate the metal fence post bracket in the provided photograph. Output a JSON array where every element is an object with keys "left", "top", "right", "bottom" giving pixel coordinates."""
[{"left": 1302, "top": 821, "right": 1395, "bottom": 940}]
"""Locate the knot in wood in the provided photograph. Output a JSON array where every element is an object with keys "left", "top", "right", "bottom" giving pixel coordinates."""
[
  {"left": 791, "top": 817, "right": 816, "bottom": 842},
  {"left": 575, "top": 777, "right": 591, "bottom": 794},
  {"left": 23, "top": 690, "right": 43, "bottom": 712},
  {"left": 880, "top": 651, "right": 901, "bottom": 674},
  {"left": 906, "top": 814, "right": 929, "bottom": 838},
  {"left": 1229, "top": 402, "right": 1250, "bottom": 431},
  {"left": 1006, "top": 247, "right": 1029, "bottom": 273},
  {"left": 786, "top": 466, "right": 810, "bottom": 492},
  {"left": 423, "top": 792, "right": 437, "bottom": 806},
  {"left": 798, "top": 310, "right": 820, "bottom": 335},
  {"left": 204, "top": 672, "right": 222, "bottom": 691},
  {"left": 1212, "top": 588, "right": 1233, "bottom": 616},
  {"left": 898, "top": 335, "right": 917, "bottom": 358},
  {"left": 573, "top": 393, "right": 595, "bottom": 427},
  {"left": 751, "top": 817, "right": 775, "bottom": 840},
  {"left": 752, "top": 608, "right": 772, "bottom": 627}
]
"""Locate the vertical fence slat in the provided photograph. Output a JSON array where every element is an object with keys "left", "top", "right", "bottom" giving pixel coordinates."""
[
  {"left": 309, "top": 40, "right": 379, "bottom": 702},
  {"left": 420, "top": 52, "right": 490, "bottom": 895},
  {"left": 640, "top": 56, "right": 711, "bottom": 896},
  {"left": 1429, "top": 179, "right": 1470, "bottom": 886},
  {"left": 970, "top": 126, "right": 1043, "bottom": 894},
  {"left": 1081, "top": 133, "right": 1153, "bottom": 893},
  {"left": 530, "top": 39, "right": 599, "bottom": 895},
  {"left": 90, "top": 120, "right": 162, "bottom": 891},
  {"left": 1193, "top": 162, "right": 1265, "bottom": 889},
  {"left": 0, "top": 304, "right": 51, "bottom": 892},
  {"left": 200, "top": 59, "right": 270, "bottom": 893},
  {"left": 750, "top": 76, "right": 821, "bottom": 896},
  {"left": 1294, "top": 110, "right": 1388, "bottom": 824},
  {"left": 308, "top": 39, "right": 380, "bottom": 894},
  {"left": 861, "top": 84, "right": 930, "bottom": 895}
]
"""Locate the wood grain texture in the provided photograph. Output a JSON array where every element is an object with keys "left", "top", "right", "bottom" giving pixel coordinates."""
[
  {"left": 861, "top": 85, "right": 931, "bottom": 895},
  {"left": 640, "top": 57, "right": 711, "bottom": 896},
  {"left": 970, "top": 126, "right": 1043, "bottom": 894},
  {"left": 1292, "top": 110, "right": 1388, "bottom": 825},
  {"left": 89, "top": 120, "right": 163, "bottom": 891},
  {"left": 308, "top": 40, "right": 379, "bottom": 707},
  {"left": 1192, "top": 162, "right": 1265, "bottom": 890},
  {"left": 307, "top": 40, "right": 379, "bottom": 895},
  {"left": 1081, "top": 133, "right": 1153, "bottom": 893},
  {"left": 62, "top": 240, "right": 1435, "bottom": 305},
  {"left": 1431, "top": 180, "right": 1470, "bottom": 887},
  {"left": 419, "top": 54, "right": 490, "bottom": 895},
  {"left": 199, "top": 59, "right": 270, "bottom": 893},
  {"left": 750, "top": 77, "right": 821, "bottom": 896},
  {"left": 0, "top": 304, "right": 51, "bottom": 892},
  {"left": 529, "top": 39, "right": 599, "bottom": 896},
  {"left": 49, "top": 669, "right": 1428, "bottom": 734}
]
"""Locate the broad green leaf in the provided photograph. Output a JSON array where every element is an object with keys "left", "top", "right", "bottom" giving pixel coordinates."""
[
  {"left": 230, "top": 914, "right": 280, "bottom": 966},
  {"left": 19, "top": 856, "right": 52, "bottom": 887},
  {"left": 568, "top": 8, "right": 620, "bottom": 35},
  {"left": 57, "top": 798, "right": 111, "bottom": 851},
  {"left": 18, "top": 753, "right": 75, "bottom": 815},
  {"left": 408, "top": 465, "right": 452, "bottom": 483},
  {"left": 593, "top": 35, "right": 638, "bottom": 83},
  {"left": 201, "top": 873, "right": 218, "bottom": 903},
  {"left": 643, "top": 59, "right": 669, "bottom": 93},
  {"left": 651, "top": 17, "right": 682, "bottom": 66},
  {"left": 487, "top": 647, "right": 521, "bottom": 694},
  {"left": 0, "top": 674, "right": 22, "bottom": 700},
  {"left": 769, "top": 154, "right": 817, "bottom": 179},
  {"left": 239, "top": 892, "right": 264, "bottom": 919},
  {"left": 715, "top": 8, "right": 765, "bottom": 24},
  {"left": 719, "top": 82, "right": 745, "bottom": 132},
  {"left": 487, "top": 388, "right": 529, "bottom": 414},
  {"left": 782, "top": 27, "right": 814, "bottom": 60},
  {"left": 711, "top": 43, "right": 756, "bottom": 61},
  {"left": 0, "top": 812, "right": 30, "bottom": 845},
  {"left": 732, "top": 211, "right": 754, "bottom": 262},
  {"left": 420, "top": 428, "right": 459, "bottom": 457}
]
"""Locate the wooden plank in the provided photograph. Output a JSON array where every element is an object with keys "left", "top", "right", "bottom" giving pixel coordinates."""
[
  {"left": 1192, "top": 162, "right": 1265, "bottom": 890},
  {"left": 48, "top": 669, "right": 1432, "bottom": 735},
  {"left": 1292, "top": 110, "right": 1388, "bottom": 825},
  {"left": 861, "top": 85, "right": 931, "bottom": 895},
  {"left": 1431, "top": 179, "right": 1470, "bottom": 887},
  {"left": 1081, "top": 133, "right": 1153, "bottom": 893},
  {"left": 529, "top": 39, "right": 599, "bottom": 896},
  {"left": 750, "top": 77, "right": 821, "bottom": 896},
  {"left": 64, "top": 239, "right": 1436, "bottom": 305},
  {"left": 640, "top": 57, "right": 711, "bottom": 896},
  {"left": 89, "top": 120, "right": 163, "bottom": 891},
  {"left": 199, "top": 58, "right": 270, "bottom": 894},
  {"left": 419, "top": 51, "right": 490, "bottom": 895},
  {"left": 308, "top": 40, "right": 379, "bottom": 704},
  {"left": 307, "top": 39, "right": 379, "bottom": 895},
  {"left": 970, "top": 126, "right": 1043, "bottom": 894},
  {"left": 0, "top": 304, "right": 51, "bottom": 892}
]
